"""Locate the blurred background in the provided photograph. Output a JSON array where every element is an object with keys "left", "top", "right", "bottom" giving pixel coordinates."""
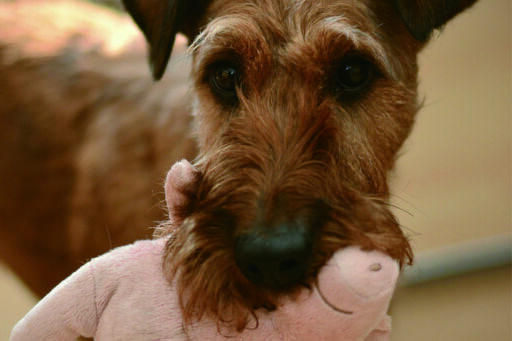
[
  {"left": 389, "top": 0, "right": 511, "bottom": 339},
  {"left": 0, "top": 0, "right": 510, "bottom": 340}
]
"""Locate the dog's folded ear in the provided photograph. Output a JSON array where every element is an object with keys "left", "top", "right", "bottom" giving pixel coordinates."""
[
  {"left": 122, "top": 0, "right": 209, "bottom": 80},
  {"left": 393, "top": 0, "right": 478, "bottom": 41}
]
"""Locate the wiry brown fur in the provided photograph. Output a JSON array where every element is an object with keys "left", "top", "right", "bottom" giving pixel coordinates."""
[
  {"left": 1, "top": 0, "right": 477, "bottom": 334},
  {"left": 0, "top": 1, "right": 196, "bottom": 296},
  {"left": 155, "top": 0, "right": 424, "bottom": 331}
]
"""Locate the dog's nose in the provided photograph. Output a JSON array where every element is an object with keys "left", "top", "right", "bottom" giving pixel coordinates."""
[{"left": 234, "top": 222, "right": 312, "bottom": 288}]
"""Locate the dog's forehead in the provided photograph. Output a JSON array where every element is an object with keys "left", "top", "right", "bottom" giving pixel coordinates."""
[
  {"left": 203, "top": 0, "right": 377, "bottom": 42},
  {"left": 207, "top": 0, "right": 372, "bottom": 20},
  {"left": 194, "top": 0, "right": 400, "bottom": 80}
]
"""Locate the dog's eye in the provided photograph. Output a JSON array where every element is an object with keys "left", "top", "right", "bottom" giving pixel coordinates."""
[
  {"left": 210, "top": 64, "right": 239, "bottom": 100},
  {"left": 336, "top": 58, "right": 373, "bottom": 93}
]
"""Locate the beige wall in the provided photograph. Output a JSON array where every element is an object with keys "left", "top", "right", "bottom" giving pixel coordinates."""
[
  {"left": 390, "top": 0, "right": 511, "bottom": 339},
  {"left": 0, "top": 264, "right": 36, "bottom": 340},
  {"left": 1, "top": 0, "right": 510, "bottom": 339},
  {"left": 390, "top": 0, "right": 511, "bottom": 253}
]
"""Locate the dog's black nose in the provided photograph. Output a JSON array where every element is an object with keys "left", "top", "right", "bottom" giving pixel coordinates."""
[{"left": 234, "top": 222, "right": 312, "bottom": 288}]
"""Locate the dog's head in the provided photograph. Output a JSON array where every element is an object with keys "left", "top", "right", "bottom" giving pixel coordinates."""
[{"left": 124, "top": 0, "right": 477, "bottom": 331}]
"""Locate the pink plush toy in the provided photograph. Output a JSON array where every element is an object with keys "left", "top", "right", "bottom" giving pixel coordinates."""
[{"left": 11, "top": 161, "right": 399, "bottom": 341}]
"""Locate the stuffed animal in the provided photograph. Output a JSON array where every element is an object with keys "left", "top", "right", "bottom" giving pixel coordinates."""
[{"left": 10, "top": 160, "right": 399, "bottom": 341}]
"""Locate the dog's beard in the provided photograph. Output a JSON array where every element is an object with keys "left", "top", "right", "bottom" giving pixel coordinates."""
[{"left": 160, "top": 167, "right": 412, "bottom": 332}]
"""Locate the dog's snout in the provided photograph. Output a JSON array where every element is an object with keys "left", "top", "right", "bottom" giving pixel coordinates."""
[{"left": 234, "top": 222, "right": 312, "bottom": 289}]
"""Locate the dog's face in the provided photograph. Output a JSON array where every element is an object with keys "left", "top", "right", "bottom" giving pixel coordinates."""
[{"left": 124, "top": 0, "right": 477, "bottom": 331}]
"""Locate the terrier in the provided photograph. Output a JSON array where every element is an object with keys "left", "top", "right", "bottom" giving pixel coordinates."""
[
  {"left": 121, "top": 0, "right": 477, "bottom": 331},
  {"left": 0, "top": 0, "right": 477, "bottom": 333}
]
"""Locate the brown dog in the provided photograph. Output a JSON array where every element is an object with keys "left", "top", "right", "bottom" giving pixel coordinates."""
[
  {"left": 0, "top": 0, "right": 477, "bottom": 333},
  {"left": 0, "top": 0, "right": 197, "bottom": 296}
]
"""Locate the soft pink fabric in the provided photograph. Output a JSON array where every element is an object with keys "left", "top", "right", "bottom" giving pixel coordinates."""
[
  {"left": 11, "top": 160, "right": 399, "bottom": 340},
  {"left": 164, "top": 160, "right": 198, "bottom": 225},
  {"left": 10, "top": 240, "right": 398, "bottom": 341}
]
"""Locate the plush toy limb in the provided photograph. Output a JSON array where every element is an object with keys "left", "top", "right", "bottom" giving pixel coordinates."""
[
  {"left": 285, "top": 246, "right": 397, "bottom": 341},
  {"left": 164, "top": 159, "right": 199, "bottom": 226},
  {"left": 164, "top": 159, "right": 197, "bottom": 209},
  {"left": 10, "top": 159, "right": 200, "bottom": 341},
  {"left": 10, "top": 261, "right": 99, "bottom": 340}
]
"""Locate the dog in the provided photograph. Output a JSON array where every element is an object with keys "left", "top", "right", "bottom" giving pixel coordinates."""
[
  {"left": 0, "top": 0, "right": 477, "bottom": 333},
  {"left": 0, "top": 0, "right": 197, "bottom": 296},
  {"left": 124, "top": 0, "right": 478, "bottom": 331}
]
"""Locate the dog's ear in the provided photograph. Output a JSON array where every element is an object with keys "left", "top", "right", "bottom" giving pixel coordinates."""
[
  {"left": 122, "top": 0, "right": 209, "bottom": 80},
  {"left": 393, "top": 0, "right": 478, "bottom": 41}
]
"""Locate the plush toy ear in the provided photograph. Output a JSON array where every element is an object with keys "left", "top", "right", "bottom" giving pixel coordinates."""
[
  {"left": 121, "top": 0, "right": 209, "bottom": 80},
  {"left": 164, "top": 160, "right": 200, "bottom": 226},
  {"left": 393, "top": 0, "right": 478, "bottom": 42}
]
